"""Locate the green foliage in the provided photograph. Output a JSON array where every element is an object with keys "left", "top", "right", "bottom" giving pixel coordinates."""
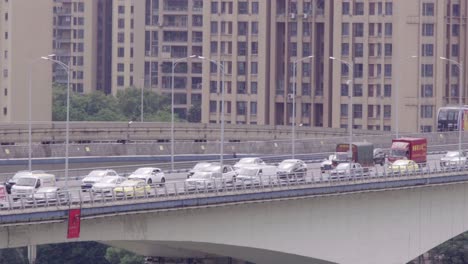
[
  {"left": 105, "top": 247, "right": 144, "bottom": 264},
  {"left": 187, "top": 103, "right": 202, "bottom": 123},
  {"left": 426, "top": 232, "right": 468, "bottom": 263},
  {"left": 36, "top": 242, "right": 109, "bottom": 264},
  {"left": 0, "top": 248, "right": 28, "bottom": 264},
  {"left": 52, "top": 85, "right": 178, "bottom": 122}
]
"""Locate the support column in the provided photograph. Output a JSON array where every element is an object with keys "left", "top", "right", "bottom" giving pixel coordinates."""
[{"left": 28, "top": 244, "right": 37, "bottom": 264}]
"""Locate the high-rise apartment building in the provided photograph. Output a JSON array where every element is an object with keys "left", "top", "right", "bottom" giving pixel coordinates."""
[
  {"left": 53, "top": 0, "right": 112, "bottom": 94},
  {"left": 0, "top": 0, "right": 53, "bottom": 122},
  {"left": 111, "top": 0, "right": 204, "bottom": 119}
]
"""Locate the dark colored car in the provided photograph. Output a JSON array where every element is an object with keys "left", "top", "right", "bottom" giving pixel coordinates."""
[{"left": 373, "top": 148, "right": 386, "bottom": 165}]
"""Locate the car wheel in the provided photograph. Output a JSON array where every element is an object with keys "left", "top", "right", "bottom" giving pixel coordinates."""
[
  {"left": 159, "top": 177, "right": 165, "bottom": 187},
  {"left": 147, "top": 178, "right": 152, "bottom": 184}
]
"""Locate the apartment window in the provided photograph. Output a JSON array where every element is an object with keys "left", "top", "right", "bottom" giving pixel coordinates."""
[
  {"left": 452, "top": 44, "right": 459, "bottom": 57},
  {"left": 341, "top": 84, "right": 349, "bottom": 96},
  {"left": 384, "top": 85, "right": 392, "bottom": 97},
  {"left": 117, "top": 63, "right": 124, "bottom": 72},
  {"left": 420, "top": 105, "right": 433, "bottom": 118},
  {"left": 302, "top": 62, "right": 310, "bottom": 77},
  {"left": 422, "top": 23, "right": 434, "bottom": 36},
  {"left": 353, "top": 104, "right": 363, "bottom": 118},
  {"left": 303, "top": 44, "right": 311, "bottom": 57},
  {"left": 4, "top": 12, "right": 7, "bottom": 21},
  {"left": 3, "top": 50, "right": 6, "bottom": 59},
  {"left": 210, "top": 21, "right": 218, "bottom": 34},
  {"left": 251, "top": 62, "right": 258, "bottom": 74},
  {"left": 421, "top": 44, "right": 433, "bottom": 56},
  {"left": 421, "top": 64, "right": 433, "bottom": 77},
  {"left": 384, "top": 43, "right": 392, "bottom": 56},
  {"left": 251, "top": 102, "right": 257, "bottom": 115},
  {"left": 342, "top": 2, "right": 350, "bottom": 15},
  {"left": 452, "top": 24, "right": 460, "bottom": 36},
  {"left": 341, "top": 43, "right": 349, "bottom": 56},
  {"left": 251, "top": 82, "right": 258, "bottom": 94},
  {"left": 353, "top": 23, "right": 364, "bottom": 37},
  {"left": 369, "top": 2, "right": 375, "bottom": 15},
  {"left": 291, "top": 43, "right": 297, "bottom": 57},
  {"left": 209, "top": 101, "right": 217, "bottom": 112},
  {"left": 210, "top": 81, "right": 217, "bottom": 93},
  {"left": 384, "top": 64, "right": 392, "bottom": 77},
  {"left": 3, "top": 88, "right": 6, "bottom": 96},
  {"left": 341, "top": 64, "right": 349, "bottom": 77},
  {"left": 354, "top": 2, "right": 364, "bottom": 15},
  {"left": 353, "top": 84, "right": 363, "bottom": 97},
  {"left": 117, "top": 76, "right": 124, "bottom": 86},
  {"left": 4, "top": 31, "right": 7, "bottom": 39},
  {"left": 251, "top": 22, "right": 258, "bottom": 34},
  {"left": 3, "top": 107, "right": 6, "bottom": 116},
  {"left": 211, "top": 2, "right": 218, "bottom": 13},
  {"left": 2, "top": 69, "right": 7, "bottom": 78},
  {"left": 354, "top": 64, "right": 364, "bottom": 78},
  {"left": 451, "top": 84, "right": 459, "bottom": 97},
  {"left": 238, "top": 1, "right": 248, "bottom": 14},
  {"left": 77, "top": 2, "right": 84, "bottom": 12},
  {"left": 210, "top": 41, "right": 218, "bottom": 53},
  {"left": 354, "top": 43, "right": 363, "bottom": 57},
  {"left": 118, "top": 47, "right": 124, "bottom": 57},
  {"left": 118, "top": 32, "right": 125, "bottom": 43},
  {"left": 422, "top": 3, "right": 434, "bottom": 16},
  {"left": 421, "top": 84, "right": 433, "bottom": 97},
  {"left": 383, "top": 105, "right": 391, "bottom": 118},
  {"left": 238, "top": 41, "right": 247, "bottom": 56},
  {"left": 238, "top": 22, "right": 248, "bottom": 35},
  {"left": 118, "top": 19, "right": 124, "bottom": 29},
  {"left": 341, "top": 104, "right": 348, "bottom": 117},
  {"left": 302, "top": 83, "right": 311, "bottom": 95},
  {"left": 368, "top": 105, "right": 373, "bottom": 117},
  {"left": 251, "top": 2, "right": 259, "bottom": 14},
  {"left": 368, "top": 85, "right": 374, "bottom": 97},
  {"left": 342, "top": 23, "right": 349, "bottom": 36},
  {"left": 452, "top": 65, "right": 460, "bottom": 77},
  {"left": 237, "top": 101, "right": 247, "bottom": 115},
  {"left": 385, "top": 2, "right": 393, "bottom": 15},
  {"left": 384, "top": 23, "right": 392, "bottom": 36},
  {"left": 237, "top": 82, "right": 246, "bottom": 94},
  {"left": 453, "top": 4, "right": 460, "bottom": 16},
  {"left": 420, "top": 126, "right": 432, "bottom": 132},
  {"left": 118, "top": 5, "right": 125, "bottom": 14},
  {"left": 251, "top": 42, "right": 258, "bottom": 54},
  {"left": 238, "top": 62, "right": 246, "bottom": 75}
]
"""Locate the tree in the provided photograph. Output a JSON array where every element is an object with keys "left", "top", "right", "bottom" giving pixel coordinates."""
[
  {"left": 36, "top": 242, "right": 109, "bottom": 264},
  {"left": 105, "top": 247, "right": 144, "bottom": 264},
  {"left": 187, "top": 103, "right": 201, "bottom": 123}
]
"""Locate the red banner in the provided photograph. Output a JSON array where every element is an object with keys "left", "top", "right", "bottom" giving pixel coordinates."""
[{"left": 67, "top": 209, "right": 81, "bottom": 239}]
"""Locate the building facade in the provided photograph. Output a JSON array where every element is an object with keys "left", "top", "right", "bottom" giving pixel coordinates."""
[{"left": 0, "top": 0, "right": 53, "bottom": 122}]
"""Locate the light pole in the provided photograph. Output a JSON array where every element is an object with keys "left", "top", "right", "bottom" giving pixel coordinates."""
[
  {"left": 197, "top": 56, "right": 226, "bottom": 167},
  {"left": 291, "top": 55, "right": 314, "bottom": 159},
  {"left": 440, "top": 57, "right": 464, "bottom": 155},
  {"left": 171, "top": 55, "right": 196, "bottom": 171},
  {"left": 42, "top": 56, "right": 71, "bottom": 189},
  {"left": 28, "top": 54, "right": 55, "bottom": 171},
  {"left": 330, "top": 57, "right": 354, "bottom": 159}
]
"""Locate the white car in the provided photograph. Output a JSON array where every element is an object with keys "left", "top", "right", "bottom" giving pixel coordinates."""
[
  {"left": 187, "top": 162, "right": 212, "bottom": 178},
  {"left": 81, "top": 169, "right": 119, "bottom": 191},
  {"left": 320, "top": 154, "right": 336, "bottom": 172},
  {"left": 233, "top": 157, "right": 266, "bottom": 170},
  {"left": 128, "top": 167, "right": 165, "bottom": 185},
  {"left": 440, "top": 151, "right": 467, "bottom": 167},
  {"left": 91, "top": 176, "right": 127, "bottom": 194},
  {"left": 185, "top": 164, "right": 237, "bottom": 190}
]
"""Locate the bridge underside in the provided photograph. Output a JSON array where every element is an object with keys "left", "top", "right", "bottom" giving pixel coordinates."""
[{"left": 105, "top": 240, "right": 335, "bottom": 264}]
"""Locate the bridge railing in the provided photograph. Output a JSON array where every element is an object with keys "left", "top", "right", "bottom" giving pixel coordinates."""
[{"left": 1, "top": 161, "right": 468, "bottom": 213}]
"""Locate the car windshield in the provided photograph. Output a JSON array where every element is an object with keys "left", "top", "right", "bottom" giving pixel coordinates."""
[
  {"left": 16, "top": 177, "right": 37, "bottom": 186},
  {"left": 191, "top": 172, "right": 211, "bottom": 179},
  {"left": 133, "top": 168, "right": 152, "bottom": 175},
  {"left": 238, "top": 168, "right": 258, "bottom": 176},
  {"left": 12, "top": 171, "right": 31, "bottom": 180},
  {"left": 336, "top": 163, "right": 350, "bottom": 170},
  {"left": 119, "top": 180, "right": 141, "bottom": 187},
  {"left": 335, "top": 153, "right": 348, "bottom": 160},
  {"left": 100, "top": 177, "right": 118, "bottom": 184},
  {"left": 202, "top": 165, "right": 221, "bottom": 172},
  {"left": 87, "top": 170, "right": 107, "bottom": 177},
  {"left": 193, "top": 163, "right": 211, "bottom": 170},
  {"left": 445, "top": 152, "right": 460, "bottom": 158},
  {"left": 278, "top": 161, "right": 295, "bottom": 170},
  {"left": 391, "top": 149, "right": 407, "bottom": 157},
  {"left": 238, "top": 158, "right": 257, "bottom": 164},
  {"left": 393, "top": 160, "right": 409, "bottom": 166}
]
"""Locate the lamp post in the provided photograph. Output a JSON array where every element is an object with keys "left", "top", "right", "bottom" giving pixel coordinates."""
[
  {"left": 42, "top": 56, "right": 71, "bottom": 189},
  {"left": 291, "top": 55, "right": 314, "bottom": 159},
  {"left": 197, "top": 56, "right": 226, "bottom": 167},
  {"left": 440, "top": 57, "right": 464, "bottom": 155},
  {"left": 170, "top": 55, "right": 196, "bottom": 171},
  {"left": 27, "top": 54, "right": 55, "bottom": 171},
  {"left": 330, "top": 57, "right": 354, "bottom": 159}
]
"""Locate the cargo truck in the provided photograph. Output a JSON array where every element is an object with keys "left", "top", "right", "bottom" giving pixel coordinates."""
[
  {"left": 388, "top": 137, "right": 427, "bottom": 164},
  {"left": 333, "top": 142, "right": 374, "bottom": 167}
]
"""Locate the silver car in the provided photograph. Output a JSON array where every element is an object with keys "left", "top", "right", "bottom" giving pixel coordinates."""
[{"left": 440, "top": 151, "right": 467, "bottom": 167}]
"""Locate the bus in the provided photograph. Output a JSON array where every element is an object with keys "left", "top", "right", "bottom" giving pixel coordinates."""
[{"left": 437, "top": 106, "right": 468, "bottom": 132}]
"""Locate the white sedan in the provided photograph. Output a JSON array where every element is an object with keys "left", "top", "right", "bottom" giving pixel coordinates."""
[
  {"left": 233, "top": 157, "right": 266, "bottom": 170},
  {"left": 81, "top": 169, "right": 119, "bottom": 191},
  {"left": 128, "top": 167, "right": 165, "bottom": 185},
  {"left": 91, "top": 176, "right": 127, "bottom": 194}
]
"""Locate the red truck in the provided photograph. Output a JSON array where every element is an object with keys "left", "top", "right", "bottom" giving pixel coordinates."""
[{"left": 388, "top": 137, "right": 427, "bottom": 164}]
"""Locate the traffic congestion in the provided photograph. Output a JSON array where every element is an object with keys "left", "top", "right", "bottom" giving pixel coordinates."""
[{"left": 1, "top": 136, "right": 468, "bottom": 209}]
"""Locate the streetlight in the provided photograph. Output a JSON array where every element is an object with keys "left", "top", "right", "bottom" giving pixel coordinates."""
[
  {"left": 42, "top": 56, "right": 71, "bottom": 189},
  {"left": 170, "top": 55, "right": 196, "bottom": 171},
  {"left": 27, "top": 54, "right": 55, "bottom": 171},
  {"left": 196, "top": 55, "right": 226, "bottom": 167},
  {"left": 330, "top": 56, "right": 354, "bottom": 159},
  {"left": 291, "top": 55, "right": 314, "bottom": 158},
  {"left": 440, "top": 57, "right": 464, "bottom": 156}
]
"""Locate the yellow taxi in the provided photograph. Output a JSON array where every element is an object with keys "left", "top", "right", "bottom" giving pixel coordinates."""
[
  {"left": 113, "top": 179, "right": 151, "bottom": 197},
  {"left": 388, "top": 159, "right": 419, "bottom": 173}
]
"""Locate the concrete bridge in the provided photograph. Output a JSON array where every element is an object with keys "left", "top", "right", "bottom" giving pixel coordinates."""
[{"left": 2, "top": 169, "right": 468, "bottom": 264}]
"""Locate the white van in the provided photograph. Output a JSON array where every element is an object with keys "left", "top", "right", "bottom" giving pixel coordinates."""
[
  {"left": 11, "top": 172, "right": 57, "bottom": 199},
  {"left": 235, "top": 165, "right": 277, "bottom": 185}
]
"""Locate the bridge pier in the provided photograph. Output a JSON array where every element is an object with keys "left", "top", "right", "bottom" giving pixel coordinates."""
[{"left": 27, "top": 244, "right": 36, "bottom": 264}]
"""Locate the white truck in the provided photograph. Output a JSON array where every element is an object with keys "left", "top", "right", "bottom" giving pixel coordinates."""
[{"left": 10, "top": 172, "right": 60, "bottom": 200}]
